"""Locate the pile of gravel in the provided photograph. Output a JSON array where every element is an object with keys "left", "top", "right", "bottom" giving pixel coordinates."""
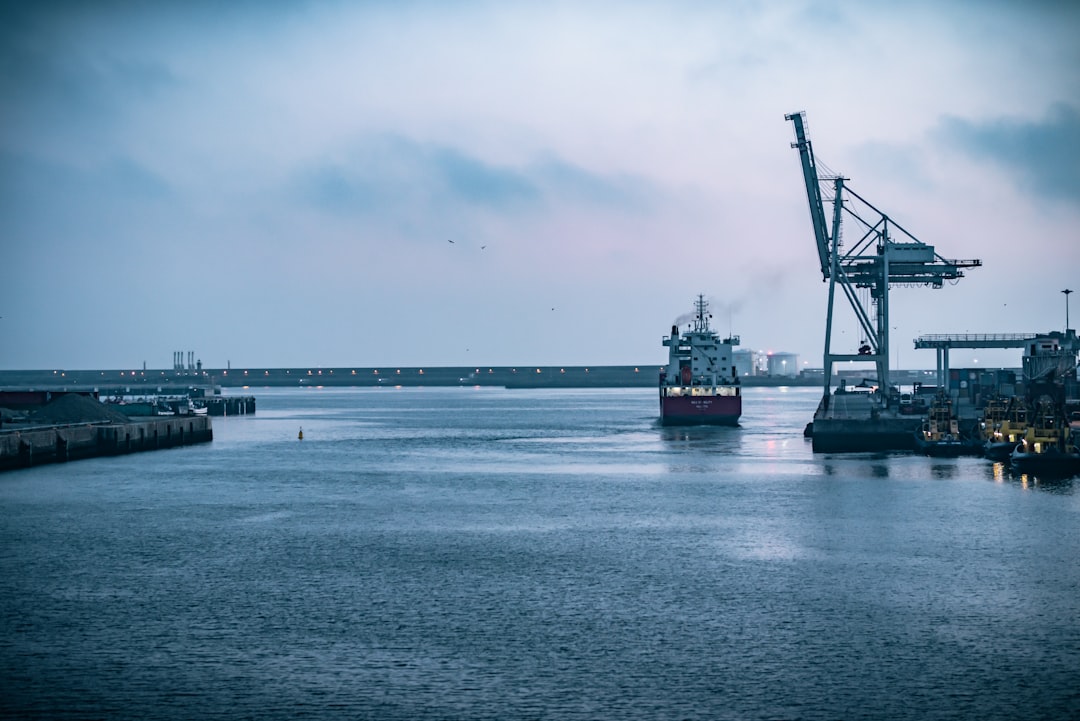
[
  {"left": 29, "top": 394, "right": 131, "bottom": 425},
  {"left": 0, "top": 407, "right": 28, "bottom": 423}
]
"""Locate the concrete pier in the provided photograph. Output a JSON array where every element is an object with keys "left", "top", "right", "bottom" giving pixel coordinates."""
[
  {"left": 810, "top": 393, "right": 922, "bottom": 452},
  {"left": 809, "top": 390, "right": 985, "bottom": 453},
  {"left": 0, "top": 416, "right": 213, "bottom": 472}
]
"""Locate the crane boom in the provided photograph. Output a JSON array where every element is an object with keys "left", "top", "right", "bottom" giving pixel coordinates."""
[
  {"left": 784, "top": 110, "right": 981, "bottom": 403},
  {"left": 785, "top": 111, "right": 831, "bottom": 280}
]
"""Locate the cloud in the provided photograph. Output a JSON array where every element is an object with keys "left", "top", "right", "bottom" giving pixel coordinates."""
[
  {"left": 434, "top": 146, "right": 538, "bottom": 207},
  {"left": 292, "top": 134, "right": 652, "bottom": 219},
  {"left": 936, "top": 104, "right": 1080, "bottom": 204},
  {"left": 0, "top": 150, "right": 171, "bottom": 207}
]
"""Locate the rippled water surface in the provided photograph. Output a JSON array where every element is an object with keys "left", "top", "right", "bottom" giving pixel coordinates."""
[{"left": 2, "top": 386, "right": 1078, "bottom": 720}]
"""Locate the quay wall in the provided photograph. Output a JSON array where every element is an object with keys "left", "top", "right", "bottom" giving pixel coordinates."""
[
  {"left": 811, "top": 417, "right": 922, "bottom": 453},
  {"left": 0, "top": 416, "right": 213, "bottom": 472}
]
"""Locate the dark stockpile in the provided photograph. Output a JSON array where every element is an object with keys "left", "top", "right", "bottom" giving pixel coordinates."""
[{"left": 29, "top": 394, "right": 131, "bottom": 425}]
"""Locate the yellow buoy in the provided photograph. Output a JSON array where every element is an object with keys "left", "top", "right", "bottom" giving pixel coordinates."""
[{"left": 298, "top": 427, "right": 304, "bottom": 440}]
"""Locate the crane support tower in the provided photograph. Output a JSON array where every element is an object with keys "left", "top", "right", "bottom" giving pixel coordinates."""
[{"left": 785, "top": 111, "right": 981, "bottom": 402}]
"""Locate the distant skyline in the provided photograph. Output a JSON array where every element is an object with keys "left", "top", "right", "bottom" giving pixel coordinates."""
[{"left": 3, "top": 1, "right": 1078, "bottom": 371}]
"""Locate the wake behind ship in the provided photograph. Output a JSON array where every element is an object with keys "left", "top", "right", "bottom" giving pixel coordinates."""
[{"left": 659, "top": 295, "right": 742, "bottom": 426}]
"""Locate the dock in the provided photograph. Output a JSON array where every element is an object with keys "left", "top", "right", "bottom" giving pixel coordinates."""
[
  {"left": 810, "top": 393, "right": 922, "bottom": 452},
  {"left": 1, "top": 415, "right": 213, "bottom": 472}
]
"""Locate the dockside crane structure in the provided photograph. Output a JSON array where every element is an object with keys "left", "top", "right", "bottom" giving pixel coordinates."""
[{"left": 785, "top": 111, "right": 981, "bottom": 403}]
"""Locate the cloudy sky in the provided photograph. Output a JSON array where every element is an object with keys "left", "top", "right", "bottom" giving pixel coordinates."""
[{"left": 2, "top": 0, "right": 1078, "bottom": 371}]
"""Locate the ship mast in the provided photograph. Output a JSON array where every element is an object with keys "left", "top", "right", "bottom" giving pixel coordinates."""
[{"left": 693, "top": 294, "right": 711, "bottom": 334}]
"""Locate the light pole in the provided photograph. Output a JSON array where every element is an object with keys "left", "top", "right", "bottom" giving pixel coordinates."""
[{"left": 1064, "top": 289, "right": 1073, "bottom": 332}]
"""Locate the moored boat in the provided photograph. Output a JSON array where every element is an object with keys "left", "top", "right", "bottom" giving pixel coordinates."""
[
  {"left": 983, "top": 398, "right": 1030, "bottom": 462},
  {"left": 1010, "top": 441, "right": 1080, "bottom": 477},
  {"left": 659, "top": 295, "right": 741, "bottom": 426},
  {"left": 1010, "top": 402, "right": 1080, "bottom": 477},
  {"left": 914, "top": 395, "right": 981, "bottom": 457}
]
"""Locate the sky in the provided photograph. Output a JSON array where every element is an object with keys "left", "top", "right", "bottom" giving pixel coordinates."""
[{"left": 2, "top": 0, "right": 1078, "bottom": 371}]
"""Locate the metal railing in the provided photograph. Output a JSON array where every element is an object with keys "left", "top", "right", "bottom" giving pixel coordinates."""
[{"left": 914, "top": 333, "right": 1039, "bottom": 349}]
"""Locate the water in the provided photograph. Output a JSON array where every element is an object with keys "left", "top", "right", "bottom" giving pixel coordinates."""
[{"left": 1, "top": 386, "right": 1078, "bottom": 720}]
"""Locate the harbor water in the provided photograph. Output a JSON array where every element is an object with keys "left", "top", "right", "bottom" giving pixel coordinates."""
[{"left": 1, "top": 386, "right": 1078, "bottom": 720}]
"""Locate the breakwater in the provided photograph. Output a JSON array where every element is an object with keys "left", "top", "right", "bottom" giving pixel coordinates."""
[{"left": 0, "top": 366, "right": 819, "bottom": 390}]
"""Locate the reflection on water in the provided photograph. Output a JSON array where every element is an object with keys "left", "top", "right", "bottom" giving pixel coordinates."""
[
  {"left": 1010, "top": 472, "right": 1075, "bottom": 494},
  {"left": 989, "top": 458, "right": 1078, "bottom": 493},
  {"left": 820, "top": 455, "right": 894, "bottom": 479},
  {"left": 928, "top": 463, "right": 960, "bottom": 480},
  {"left": 657, "top": 425, "right": 742, "bottom": 453}
]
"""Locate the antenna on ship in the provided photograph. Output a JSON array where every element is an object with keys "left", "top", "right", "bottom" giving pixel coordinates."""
[{"left": 694, "top": 294, "right": 710, "bottom": 333}]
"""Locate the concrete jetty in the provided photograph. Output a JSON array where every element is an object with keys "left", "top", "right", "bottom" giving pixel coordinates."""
[
  {"left": 0, "top": 392, "right": 214, "bottom": 472},
  {"left": 809, "top": 392, "right": 922, "bottom": 452},
  {"left": 0, "top": 415, "right": 213, "bottom": 471}
]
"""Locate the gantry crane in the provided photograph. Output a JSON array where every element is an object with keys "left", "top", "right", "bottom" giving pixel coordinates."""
[{"left": 785, "top": 111, "right": 981, "bottom": 402}]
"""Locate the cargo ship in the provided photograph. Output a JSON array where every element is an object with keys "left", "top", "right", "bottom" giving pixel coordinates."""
[{"left": 659, "top": 295, "right": 741, "bottom": 425}]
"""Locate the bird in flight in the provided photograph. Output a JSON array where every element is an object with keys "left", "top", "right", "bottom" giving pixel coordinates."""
[{"left": 447, "top": 239, "right": 455, "bottom": 244}]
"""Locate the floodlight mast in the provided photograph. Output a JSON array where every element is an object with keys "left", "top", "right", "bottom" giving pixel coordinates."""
[{"left": 784, "top": 111, "right": 982, "bottom": 402}]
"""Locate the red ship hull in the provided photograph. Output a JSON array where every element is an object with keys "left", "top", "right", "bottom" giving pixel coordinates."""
[{"left": 659, "top": 394, "right": 742, "bottom": 426}]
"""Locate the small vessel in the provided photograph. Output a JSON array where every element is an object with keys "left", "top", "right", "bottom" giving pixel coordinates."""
[
  {"left": 914, "top": 395, "right": 981, "bottom": 457},
  {"left": 983, "top": 398, "right": 1029, "bottom": 462},
  {"left": 659, "top": 295, "right": 741, "bottom": 426},
  {"left": 1010, "top": 402, "right": 1080, "bottom": 477}
]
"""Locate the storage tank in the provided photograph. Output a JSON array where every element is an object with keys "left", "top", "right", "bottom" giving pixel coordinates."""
[
  {"left": 767, "top": 352, "right": 799, "bottom": 377},
  {"left": 734, "top": 349, "right": 765, "bottom": 377}
]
